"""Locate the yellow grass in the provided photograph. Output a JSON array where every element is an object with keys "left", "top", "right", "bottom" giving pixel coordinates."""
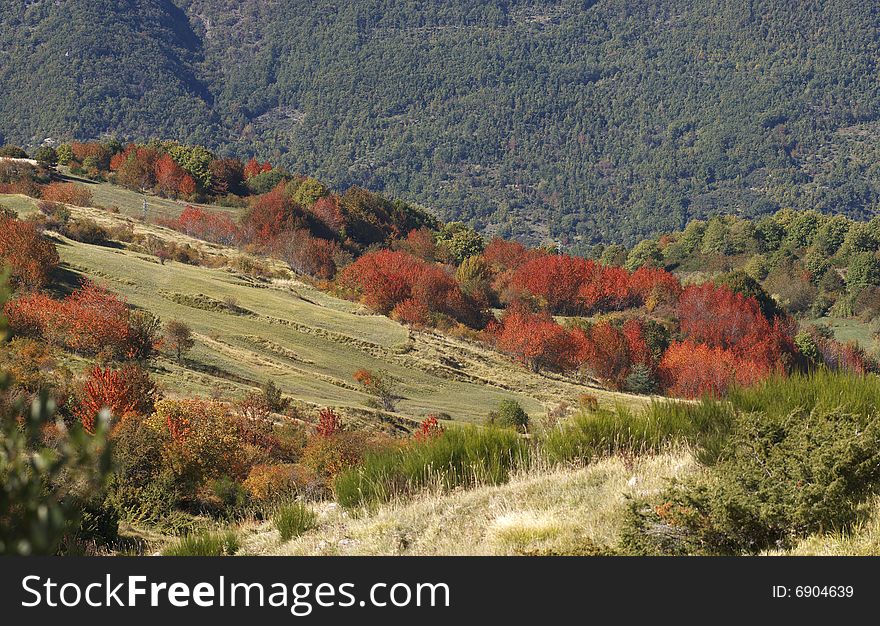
[{"left": 239, "top": 450, "right": 696, "bottom": 556}]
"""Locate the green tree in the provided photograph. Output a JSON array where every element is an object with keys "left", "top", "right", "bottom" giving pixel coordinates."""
[
  {"left": 438, "top": 222, "right": 484, "bottom": 265},
  {"left": 34, "top": 146, "right": 58, "bottom": 169},
  {"left": 55, "top": 144, "right": 73, "bottom": 166},
  {"left": 289, "top": 177, "right": 327, "bottom": 207},
  {"left": 488, "top": 399, "right": 529, "bottom": 433},
  {"left": 700, "top": 217, "right": 731, "bottom": 255},
  {"left": 846, "top": 252, "right": 880, "bottom": 294},
  {"left": 625, "top": 239, "right": 663, "bottom": 271}
]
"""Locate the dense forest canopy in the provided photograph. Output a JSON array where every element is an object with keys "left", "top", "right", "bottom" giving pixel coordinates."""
[{"left": 2, "top": 0, "right": 879, "bottom": 244}]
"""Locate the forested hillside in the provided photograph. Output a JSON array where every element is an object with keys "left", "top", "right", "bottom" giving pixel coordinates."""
[{"left": 2, "top": 0, "right": 879, "bottom": 244}]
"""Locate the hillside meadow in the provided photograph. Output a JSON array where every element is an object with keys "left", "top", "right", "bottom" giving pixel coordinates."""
[{"left": 2, "top": 191, "right": 646, "bottom": 428}]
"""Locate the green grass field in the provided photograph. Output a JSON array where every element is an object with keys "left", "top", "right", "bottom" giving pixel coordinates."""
[
  {"left": 809, "top": 316, "right": 874, "bottom": 350},
  {"left": 57, "top": 168, "right": 241, "bottom": 221}
]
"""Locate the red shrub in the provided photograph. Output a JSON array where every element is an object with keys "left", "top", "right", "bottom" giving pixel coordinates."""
[
  {"left": 309, "top": 195, "right": 346, "bottom": 232},
  {"left": 495, "top": 310, "right": 581, "bottom": 372},
  {"left": 573, "top": 321, "right": 631, "bottom": 387},
  {"left": 339, "top": 249, "right": 480, "bottom": 326},
  {"left": 41, "top": 182, "right": 92, "bottom": 206},
  {"left": 316, "top": 407, "right": 340, "bottom": 438},
  {"left": 243, "top": 157, "right": 272, "bottom": 180},
  {"left": 0, "top": 217, "right": 59, "bottom": 290},
  {"left": 678, "top": 283, "right": 771, "bottom": 350},
  {"left": 163, "top": 205, "right": 240, "bottom": 245},
  {"left": 392, "top": 298, "right": 431, "bottom": 327},
  {"left": 508, "top": 254, "right": 632, "bottom": 314},
  {"left": 481, "top": 238, "right": 540, "bottom": 272},
  {"left": 241, "top": 187, "right": 303, "bottom": 245},
  {"left": 628, "top": 267, "right": 682, "bottom": 310},
  {"left": 394, "top": 227, "right": 438, "bottom": 262},
  {"left": 414, "top": 415, "right": 444, "bottom": 441},
  {"left": 112, "top": 145, "right": 159, "bottom": 190},
  {"left": 659, "top": 341, "right": 774, "bottom": 398},
  {"left": 75, "top": 366, "right": 139, "bottom": 433},
  {"left": 71, "top": 142, "right": 111, "bottom": 169},
  {"left": 275, "top": 229, "right": 340, "bottom": 279},
  {"left": 4, "top": 281, "right": 141, "bottom": 359}
]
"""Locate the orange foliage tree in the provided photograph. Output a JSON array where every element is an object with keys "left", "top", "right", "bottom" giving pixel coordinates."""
[
  {"left": 0, "top": 217, "right": 59, "bottom": 290},
  {"left": 339, "top": 249, "right": 481, "bottom": 326}
]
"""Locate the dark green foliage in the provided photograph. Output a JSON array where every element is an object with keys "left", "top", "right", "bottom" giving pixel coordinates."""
[
  {"left": 34, "top": 146, "right": 57, "bottom": 168},
  {"left": 274, "top": 502, "right": 317, "bottom": 542},
  {"left": 0, "top": 391, "right": 114, "bottom": 555},
  {"left": 621, "top": 372, "right": 880, "bottom": 555},
  {"left": 3, "top": 2, "right": 880, "bottom": 243},
  {"left": 334, "top": 426, "right": 528, "bottom": 508},
  {"left": 624, "top": 364, "right": 657, "bottom": 394},
  {"left": 487, "top": 398, "right": 529, "bottom": 432},
  {"left": 246, "top": 169, "right": 288, "bottom": 195},
  {"left": 0, "top": 145, "right": 28, "bottom": 158}
]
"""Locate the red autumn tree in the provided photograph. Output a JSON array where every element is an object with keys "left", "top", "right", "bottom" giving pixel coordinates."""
[
  {"left": 178, "top": 174, "right": 196, "bottom": 197},
  {"left": 240, "top": 187, "right": 303, "bottom": 246},
  {"left": 394, "top": 227, "right": 438, "bottom": 262},
  {"left": 113, "top": 145, "right": 159, "bottom": 190},
  {"left": 577, "top": 264, "right": 631, "bottom": 312},
  {"left": 0, "top": 217, "right": 60, "bottom": 290},
  {"left": 4, "top": 281, "right": 139, "bottom": 359},
  {"left": 495, "top": 310, "right": 581, "bottom": 372},
  {"left": 75, "top": 366, "right": 139, "bottom": 433},
  {"left": 509, "top": 254, "right": 590, "bottom": 313},
  {"left": 339, "top": 249, "right": 481, "bottom": 326},
  {"left": 677, "top": 283, "right": 771, "bottom": 351},
  {"left": 71, "top": 142, "right": 111, "bottom": 170},
  {"left": 275, "top": 229, "right": 340, "bottom": 279},
  {"left": 628, "top": 266, "right": 682, "bottom": 311},
  {"left": 309, "top": 195, "right": 346, "bottom": 232},
  {"left": 508, "top": 254, "right": 632, "bottom": 315},
  {"left": 659, "top": 341, "right": 773, "bottom": 399},
  {"left": 154, "top": 153, "right": 187, "bottom": 196},
  {"left": 209, "top": 158, "right": 245, "bottom": 196},
  {"left": 167, "top": 205, "right": 240, "bottom": 245},
  {"left": 243, "top": 157, "right": 272, "bottom": 180}
]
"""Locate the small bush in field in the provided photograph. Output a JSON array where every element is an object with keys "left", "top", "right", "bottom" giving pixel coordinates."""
[
  {"left": 41, "top": 182, "right": 93, "bottom": 207},
  {"left": 163, "top": 530, "right": 239, "bottom": 556},
  {"left": 274, "top": 502, "right": 317, "bottom": 542},
  {"left": 243, "top": 464, "right": 299, "bottom": 503},
  {"left": 487, "top": 399, "right": 529, "bottom": 432},
  {"left": 64, "top": 219, "right": 108, "bottom": 245}
]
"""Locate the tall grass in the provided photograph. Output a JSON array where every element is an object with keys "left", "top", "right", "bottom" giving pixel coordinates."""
[
  {"left": 727, "top": 369, "right": 880, "bottom": 422},
  {"left": 274, "top": 502, "right": 317, "bottom": 542},
  {"left": 542, "top": 399, "right": 733, "bottom": 465},
  {"left": 335, "top": 371, "right": 880, "bottom": 509},
  {"left": 335, "top": 426, "right": 529, "bottom": 508},
  {"left": 162, "top": 530, "right": 239, "bottom": 556}
]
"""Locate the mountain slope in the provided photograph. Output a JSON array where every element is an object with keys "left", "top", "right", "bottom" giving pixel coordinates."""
[
  {"left": 2, "top": 1, "right": 879, "bottom": 244},
  {"left": 0, "top": 0, "right": 219, "bottom": 144}
]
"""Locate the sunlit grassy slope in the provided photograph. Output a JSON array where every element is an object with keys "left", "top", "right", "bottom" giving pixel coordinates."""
[
  {"left": 2, "top": 192, "right": 647, "bottom": 428},
  {"left": 240, "top": 451, "right": 696, "bottom": 556}
]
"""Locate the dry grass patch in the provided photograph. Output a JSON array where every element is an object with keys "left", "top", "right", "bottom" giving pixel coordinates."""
[{"left": 241, "top": 450, "right": 696, "bottom": 556}]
